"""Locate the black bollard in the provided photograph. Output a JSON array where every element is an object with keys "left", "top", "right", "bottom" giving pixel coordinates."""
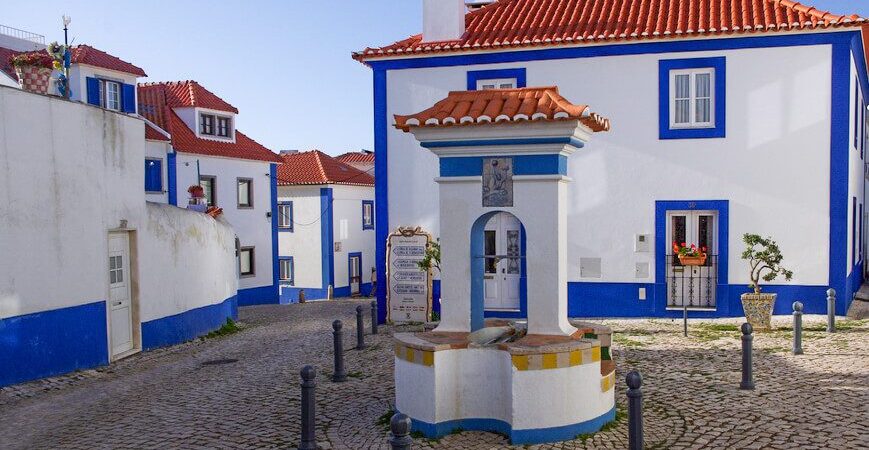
[
  {"left": 626, "top": 371, "right": 644, "bottom": 450},
  {"left": 356, "top": 305, "right": 367, "bottom": 350},
  {"left": 332, "top": 320, "right": 347, "bottom": 382},
  {"left": 740, "top": 323, "right": 755, "bottom": 390},
  {"left": 826, "top": 288, "right": 836, "bottom": 333},
  {"left": 792, "top": 301, "right": 803, "bottom": 355},
  {"left": 299, "top": 365, "right": 317, "bottom": 450},
  {"left": 371, "top": 301, "right": 379, "bottom": 335},
  {"left": 388, "top": 413, "right": 413, "bottom": 450}
]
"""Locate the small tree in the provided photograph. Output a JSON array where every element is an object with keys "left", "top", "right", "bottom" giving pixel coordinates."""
[
  {"left": 417, "top": 239, "right": 441, "bottom": 274},
  {"left": 741, "top": 233, "right": 793, "bottom": 294}
]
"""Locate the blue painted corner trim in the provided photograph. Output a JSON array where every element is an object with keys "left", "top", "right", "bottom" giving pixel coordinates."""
[
  {"left": 270, "top": 164, "right": 280, "bottom": 302},
  {"left": 167, "top": 151, "right": 177, "bottom": 206},
  {"left": 467, "top": 68, "right": 527, "bottom": 90},
  {"left": 0, "top": 301, "right": 109, "bottom": 387},
  {"left": 320, "top": 187, "right": 335, "bottom": 290},
  {"left": 831, "top": 42, "right": 851, "bottom": 314},
  {"left": 374, "top": 69, "right": 389, "bottom": 323},
  {"left": 406, "top": 405, "right": 615, "bottom": 445},
  {"left": 142, "top": 296, "right": 238, "bottom": 350},
  {"left": 658, "top": 57, "right": 726, "bottom": 139}
]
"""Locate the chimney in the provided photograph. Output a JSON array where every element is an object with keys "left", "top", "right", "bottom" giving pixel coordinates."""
[{"left": 422, "top": 0, "right": 466, "bottom": 43}]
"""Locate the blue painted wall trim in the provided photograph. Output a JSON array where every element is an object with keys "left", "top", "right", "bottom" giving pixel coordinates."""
[
  {"left": 423, "top": 137, "right": 584, "bottom": 150},
  {"left": 467, "top": 68, "right": 527, "bottom": 90},
  {"left": 658, "top": 56, "right": 727, "bottom": 139},
  {"left": 270, "top": 163, "right": 280, "bottom": 305},
  {"left": 167, "top": 151, "right": 177, "bottom": 206},
  {"left": 320, "top": 187, "right": 335, "bottom": 291},
  {"left": 142, "top": 296, "right": 238, "bottom": 350},
  {"left": 440, "top": 154, "right": 568, "bottom": 177},
  {"left": 0, "top": 301, "right": 109, "bottom": 388},
  {"left": 405, "top": 404, "right": 615, "bottom": 445},
  {"left": 279, "top": 283, "right": 374, "bottom": 304},
  {"left": 237, "top": 285, "right": 279, "bottom": 306},
  {"left": 374, "top": 68, "right": 389, "bottom": 324},
  {"left": 831, "top": 42, "right": 851, "bottom": 314},
  {"left": 368, "top": 32, "right": 857, "bottom": 72}
]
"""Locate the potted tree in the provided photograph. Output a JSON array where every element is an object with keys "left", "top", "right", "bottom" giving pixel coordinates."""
[
  {"left": 9, "top": 52, "right": 54, "bottom": 94},
  {"left": 740, "top": 234, "right": 793, "bottom": 330}
]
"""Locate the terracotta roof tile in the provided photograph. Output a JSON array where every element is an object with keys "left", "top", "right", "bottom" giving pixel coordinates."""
[
  {"left": 70, "top": 45, "right": 146, "bottom": 77},
  {"left": 278, "top": 150, "right": 375, "bottom": 186},
  {"left": 354, "top": 0, "right": 866, "bottom": 61},
  {"left": 137, "top": 82, "right": 280, "bottom": 163},
  {"left": 145, "top": 123, "right": 171, "bottom": 142},
  {"left": 139, "top": 80, "right": 238, "bottom": 113},
  {"left": 335, "top": 151, "right": 375, "bottom": 164},
  {"left": 394, "top": 86, "right": 610, "bottom": 132}
]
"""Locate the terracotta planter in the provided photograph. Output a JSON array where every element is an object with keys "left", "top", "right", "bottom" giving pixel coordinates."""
[
  {"left": 15, "top": 65, "right": 52, "bottom": 94},
  {"left": 678, "top": 254, "right": 707, "bottom": 266},
  {"left": 741, "top": 293, "right": 777, "bottom": 331}
]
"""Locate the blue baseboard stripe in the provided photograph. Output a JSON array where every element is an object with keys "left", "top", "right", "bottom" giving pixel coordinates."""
[
  {"left": 0, "top": 301, "right": 109, "bottom": 387},
  {"left": 142, "top": 296, "right": 238, "bottom": 350},
  {"left": 237, "top": 285, "right": 279, "bottom": 306},
  {"left": 403, "top": 405, "right": 616, "bottom": 445}
]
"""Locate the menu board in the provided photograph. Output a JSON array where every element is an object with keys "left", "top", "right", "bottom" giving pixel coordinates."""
[{"left": 387, "top": 227, "right": 432, "bottom": 323}]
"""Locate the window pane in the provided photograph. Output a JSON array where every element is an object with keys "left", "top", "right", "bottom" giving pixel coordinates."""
[
  {"left": 695, "top": 73, "right": 711, "bottom": 98},
  {"left": 279, "top": 205, "right": 292, "bottom": 228},
  {"left": 674, "top": 74, "right": 690, "bottom": 99},
  {"left": 240, "top": 249, "right": 253, "bottom": 275},
  {"left": 481, "top": 84, "right": 495, "bottom": 90},
  {"left": 280, "top": 260, "right": 289, "bottom": 280},
  {"left": 484, "top": 230, "right": 496, "bottom": 273},
  {"left": 238, "top": 180, "right": 251, "bottom": 206},
  {"left": 695, "top": 98, "right": 711, "bottom": 123},
  {"left": 499, "top": 83, "right": 513, "bottom": 89},
  {"left": 675, "top": 99, "right": 690, "bottom": 124}
]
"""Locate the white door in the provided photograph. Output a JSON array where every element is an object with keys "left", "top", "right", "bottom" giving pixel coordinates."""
[
  {"left": 483, "top": 213, "right": 521, "bottom": 310},
  {"left": 349, "top": 255, "right": 361, "bottom": 296},
  {"left": 108, "top": 232, "right": 134, "bottom": 357},
  {"left": 666, "top": 211, "right": 718, "bottom": 308}
]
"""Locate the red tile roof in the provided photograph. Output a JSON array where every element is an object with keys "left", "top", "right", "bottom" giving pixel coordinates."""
[
  {"left": 278, "top": 150, "right": 375, "bottom": 186},
  {"left": 145, "top": 123, "right": 171, "bottom": 142},
  {"left": 354, "top": 0, "right": 866, "bottom": 61},
  {"left": 139, "top": 80, "right": 238, "bottom": 113},
  {"left": 138, "top": 82, "right": 280, "bottom": 163},
  {"left": 335, "top": 151, "right": 375, "bottom": 164},
  {"left": 70, "top": 45, "right": 147, "bottom": 77},
  {"left": 394, "top": 86, "right": 610, "bottom": 132},
  {"left": 0, "top": 47, "right": 20, "bottom": 81}
]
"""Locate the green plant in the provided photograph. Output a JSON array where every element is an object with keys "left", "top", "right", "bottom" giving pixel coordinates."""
[
  {"left": 741, "top": 234, "right": 793, "bottom": 294},
  {"left": 9, "top": 52, "right": 54, "bottom": 69},
  {"left": 203, "top": 318, "right": 240, "bottom": 339},
  {"left": 417, "top": 239, "right": 441, "bottom": 273},
  {"left": 376, "top": 408, "right": 395, "bottom": 430}
]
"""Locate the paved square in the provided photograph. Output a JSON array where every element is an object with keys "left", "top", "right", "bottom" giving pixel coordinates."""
[{"left": 0, "top": 300, "right": 866, "bottom": 449}]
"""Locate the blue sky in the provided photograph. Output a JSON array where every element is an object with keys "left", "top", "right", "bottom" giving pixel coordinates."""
[{"left": 4, "top": 0, "right": 868, "bottom": 156}]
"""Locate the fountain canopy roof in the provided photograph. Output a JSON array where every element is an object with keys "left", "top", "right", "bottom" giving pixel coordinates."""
[{"left": 394, "top": 87, "right": 610, "bottom": 133}]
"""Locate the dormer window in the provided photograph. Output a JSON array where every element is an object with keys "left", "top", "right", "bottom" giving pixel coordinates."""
[
  {"left": 478, "top": 78, "right": 516, "bottom": 90},
  {"left": 199, "top": 112, "right": 233, "bottom": 138}
]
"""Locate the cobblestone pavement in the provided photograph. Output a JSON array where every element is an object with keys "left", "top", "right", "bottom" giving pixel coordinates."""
[{"left": 1, "top": 300, "right": 866, "bottom": 449}]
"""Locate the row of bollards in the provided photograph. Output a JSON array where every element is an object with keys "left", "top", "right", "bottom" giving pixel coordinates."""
[{"left": 332, "top": 302, "right": 379, "bottom": 383}]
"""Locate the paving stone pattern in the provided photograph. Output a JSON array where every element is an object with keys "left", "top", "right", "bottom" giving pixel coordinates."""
[{"left": 0, "top": 300, "right": 866, "bottom": 449}]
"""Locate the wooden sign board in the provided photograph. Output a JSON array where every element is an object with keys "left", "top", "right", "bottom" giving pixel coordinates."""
[{"left": 386, "top": 227, "right": 432, "bottom": 323}]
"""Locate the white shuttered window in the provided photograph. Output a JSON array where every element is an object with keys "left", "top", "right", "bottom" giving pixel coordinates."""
[{"left": 670, "top": 68, "right": 714, "bottom": 129}]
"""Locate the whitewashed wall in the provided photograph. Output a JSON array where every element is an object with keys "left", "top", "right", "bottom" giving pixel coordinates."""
[
  {"left": 175, "top": 154, "right": 275, "bottom": 291},
  {"left": 332, "top": 184, "right": 377, "bottom": 289},
  {"left": 0, "top": 86, "right": 145, "bottom": 319},
  {"left": 278, "top": 185, "right": 323, "bottom": 289},
  {"left": 144, "top": 140, "right": 170, "bottom": 204},
  {"left": 138, "top": 203, "right": 237, "bottom": 323},
  {"left": 386, "top": 42, "right": 834, "bottom": 287}
]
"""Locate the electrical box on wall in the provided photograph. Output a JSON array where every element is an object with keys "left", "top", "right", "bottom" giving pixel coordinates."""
[
  {"left": 580, "top": 257, "right": 602, "bottom": 278},
  {"left": 635, "top": 262, "right": 650, "bottom": 279},
  {"left": 334, "top": 241, "right": 342, "bottom": 252},
  {"left": 635, "top": 234, "right": 650, "bottom": 252}
]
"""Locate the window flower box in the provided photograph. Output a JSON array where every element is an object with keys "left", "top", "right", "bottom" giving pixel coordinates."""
[{"left": 673, "top": 241, "right": 707, "bottom": 266}]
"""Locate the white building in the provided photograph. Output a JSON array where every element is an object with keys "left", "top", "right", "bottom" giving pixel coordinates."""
[
  {"left": 356, "top": 0, "right": 869, "bottom": 320},
  {"left": 138, "top": 81, "right": 283, "bottom": 306},
  {"left": 336, "top": 150, "right": 375, "bottom": 173},
  {"left": 276, "top": 150, "right": 376, "bottom": 302},
  {"left": 0, "top": 83, "right": 239, "bottom": 387}
]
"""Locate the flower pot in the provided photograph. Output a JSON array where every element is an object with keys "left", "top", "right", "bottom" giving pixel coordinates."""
[
  {"left": 678, "top": 254, "right": 707, "bottom": 266},
  {"left": 741, "top": 293, "right": 777, "bottom": 331},
  {"left": 15, "top": 65, "right": 52, "bottom": 94}
]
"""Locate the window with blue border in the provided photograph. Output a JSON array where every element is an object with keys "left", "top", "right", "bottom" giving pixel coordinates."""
[
  {"left": 144, "top": 158, "right": 162, "bottom": 192},
  {"left": 278, "top": 202, "right": 293, "bottom": 232},
  {"left": 467, "top": 68, "right": 527, "bottom": 91},
  {"left": 362, "top": 200, "right": 374, "bottom": 230},
  {"left": 659, "top": 57, "right": 726, "bottom": 139},
  {"left": 279, "top": 257, "right": 294, "bottom": 285}
]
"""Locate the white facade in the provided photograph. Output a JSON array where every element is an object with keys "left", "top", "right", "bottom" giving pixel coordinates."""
[
  {"left": 376, "top": 30, "right": 867, "bottom": 317},
  {"left": 277, "top": 184, "right": 376, "bottom": 301},
  {"left": 0, "top": 86, "right": 239, "bottom": 387}
]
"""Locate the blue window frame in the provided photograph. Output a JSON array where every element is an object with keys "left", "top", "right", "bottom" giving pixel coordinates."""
[
  {"left": 144, "top": 158, "right": 162, "bottom": 192},
  {"left": 855, "top": 79, "right": 859, "bottom": 150},
  {"left": 467, "top": 68, "right": 527, "bottom": 91},
  {"left": 278, "top": 202, "right": 293, "bottom": 231},
  {"left": 659, "top": 57, "right": 726, "bottom": 139},
  {"left": 279, "top": 257, "right": 294, "bottom": 285},
  {"left": 362, "top": 200, "right": 374, "bottom": 230}
]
